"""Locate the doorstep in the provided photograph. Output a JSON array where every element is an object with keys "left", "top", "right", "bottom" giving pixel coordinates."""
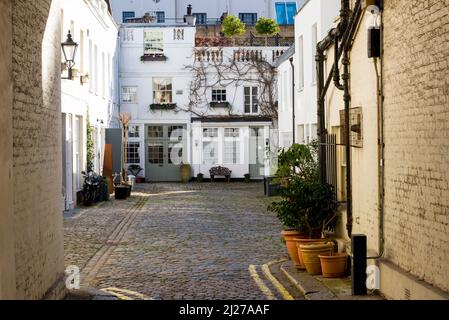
[{"left": 280, "top": 261, "right": 383, "bottom": 300}]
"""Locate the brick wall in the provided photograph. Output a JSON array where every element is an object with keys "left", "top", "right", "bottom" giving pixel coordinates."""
[
  {"left": 11, "top": 0, "right": 65, "bottom": 299},
  {"left": 381, "top": 0, "right": 449, "bottom": 293},
  {"left": 0, "top": 0, "right": 16, "bottom": 299}
]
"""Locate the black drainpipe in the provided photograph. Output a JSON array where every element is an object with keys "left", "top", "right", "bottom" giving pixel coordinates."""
[
  {"left": 316, "top": 0, "right": 363, "bottom": 237},
  {"left": 289, "top": 57, "right": 296, "bottom": 144},
  {"left": 316, "top": 33, "right": 334, "bottom": 184}
]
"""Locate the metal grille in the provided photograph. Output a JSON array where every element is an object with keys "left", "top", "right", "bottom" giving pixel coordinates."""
[
  {"left": 324, "top": 134, "right": 338, "bottom": 200},
  {"left": 339, "top": 107, "right": 363, "bottom": 148}
]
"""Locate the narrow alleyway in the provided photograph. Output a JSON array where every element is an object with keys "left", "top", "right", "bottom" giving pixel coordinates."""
[{"left": 64, "top": 182, "right": 287, "bottom": 300}]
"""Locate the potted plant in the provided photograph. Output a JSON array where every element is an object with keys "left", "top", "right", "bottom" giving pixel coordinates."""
[
  {"left": 221, "top": 15, "right": 246, "bottom": 37},
  {"left": 269, "top": 188, "right": 309, "bottom": 268},
  {"left": 255, "top": 17, "right": 280, "bottom": 36},
  {"left": 180, "top": 163, "right": 191, "bottom": 183},
  {"left": 300, "top": 242, "right": 334, "bottom": 275},
  {"left": 318, "top": 252, "right": 348, "bottom": 278},
  {"left": 114, "top": 185, "right": 129, "bottom": 200},
  {"left": 244, "top": 173, "right": 251, "bottom": 183},
  {"left": 269, "top": 142, "right": 338, "bottom": 269},
  {"left": 196, "top": 173, "right": 204, "bottom": 182}
]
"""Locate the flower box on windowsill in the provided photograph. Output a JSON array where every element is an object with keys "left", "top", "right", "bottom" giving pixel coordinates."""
[
  {"left": 209, "top": 101, "right": 231, "bottom": 109},
  {"left": 140, "top": 54, "right": 168, "bottom": 62},
  {"left": 150, "top": 103, "right": 177, "bottom": 111}
]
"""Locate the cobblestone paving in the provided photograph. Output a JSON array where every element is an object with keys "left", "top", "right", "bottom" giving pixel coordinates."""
[{"left": 64, "top": 182, "right": 286, "bottom": 300}]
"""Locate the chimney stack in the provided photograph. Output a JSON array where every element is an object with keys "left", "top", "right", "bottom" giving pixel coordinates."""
[{"left": 184, "top": 4, "right": 196, "bottom": 26}]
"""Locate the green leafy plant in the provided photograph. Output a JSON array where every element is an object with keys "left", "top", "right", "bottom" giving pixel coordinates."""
[
  {"left": 244, "top": 173, "right": 251, "bottom": 183},
  {"left": 269, "top": 176, "right": 337, "bottom": 237},
  {"left": 221, "top": 15, "right": 246, "bottom": 37},
  {"left": 197, "top": 173, "right": 204, "bottom": 182},
  {"left": 86, "top": 110, "right": 95, "bottom": 173},
  {"left": 268, "top": 141, "right": 337, "bottom": 237},
  {"left": 275, "top": 141, "right": 319, "bottom": 184},
  {"left": 255, "top": 17, "right": 280, "bottom": 36}
]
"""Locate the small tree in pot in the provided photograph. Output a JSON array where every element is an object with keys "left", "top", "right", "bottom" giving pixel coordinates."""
[
  {"left": 255, "top": 17, "right": 280, "bottom": 36},
  {"left": 268, "top": 142, "right": 337, "bottom": 268}
]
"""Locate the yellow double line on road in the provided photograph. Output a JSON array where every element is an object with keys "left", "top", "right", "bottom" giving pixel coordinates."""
[
  {"left": 101, "top": 287, "right": 152, "bottom": 300},
  {"left": 249, "top": 260, "right": 294, "bottom": 301}
]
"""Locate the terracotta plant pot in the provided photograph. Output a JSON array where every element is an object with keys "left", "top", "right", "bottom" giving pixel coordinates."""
[
  {"left": 300, "top": 242, "right": 334, "bottom": 275},
  {"left": 319, "top": 253, "right": 348, "bottom": 278},
  {"left": 281, "top": 230, "right": 307, "bottom": 267},
  {"left": 180, "top": 164, "right": 191, "bottom": 183},
  {"left": 295, "top": 238, "right": 329, "bottom": 269}
]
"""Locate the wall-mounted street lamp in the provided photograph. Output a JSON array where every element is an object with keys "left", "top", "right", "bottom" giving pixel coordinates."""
[
  {"left": 364, "top": 1, "right": 382, "bottom": 58},
  {"left": 61, "top": 30, "right": 78, "bottom": 80}
]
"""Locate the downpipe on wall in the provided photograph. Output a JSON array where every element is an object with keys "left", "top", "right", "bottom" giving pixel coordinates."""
[{"left": 368, "top": 10, "right": 385, "bottom": 260}]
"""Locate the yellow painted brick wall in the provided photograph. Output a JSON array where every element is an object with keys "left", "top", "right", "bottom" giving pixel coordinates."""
[
  {"left": 381, "top": 0, "right": 449, "bottom": 293},
  {"left": 11, "top": 0, "right": 65, "bottom": 299},
  {"left": 0, "top": 0, "right": 16, "bottom": 300}
]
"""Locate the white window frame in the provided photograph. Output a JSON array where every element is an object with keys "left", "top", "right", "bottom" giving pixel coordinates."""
[
  {"left": 223, "top": 128, "right": 241, "bottom": 165},
  {"left": 121, "top": 86, "right": 138, "bottom": 104},
  {"left": 129, "top": 125, "right": 140, "bottom": 138},
  {"left": 153, "top": 78, "right": 173, "bottom": 104},
  {"left": 126, "top": 142, "right": 141, "bottom": 165},
  {"left": 144, "top": 30, "right": 164, "bottom": 55},
  {"left": 298, "top": 35, "right": 304, "bottom": 90},
  {"left": 211, "top": 88, "right": 227, "bottom": 102},
  {"left": 202, "top": 128, "right": 219, "bottom": 165},
  {"left": 244, "top": 86, "right": 259, "bottom": 114}
]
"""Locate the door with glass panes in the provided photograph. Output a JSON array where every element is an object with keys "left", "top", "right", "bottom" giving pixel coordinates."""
[
  {"left": 145, "top": 125, "right": 187, "bottom": 182},
  {"left": 249, "top": 127, "right": 265, "bottom": 178}
]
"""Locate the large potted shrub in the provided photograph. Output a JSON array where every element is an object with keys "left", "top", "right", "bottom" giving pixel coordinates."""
[{"left": 269, "top": 142, "right": 338, "bottom": 269}]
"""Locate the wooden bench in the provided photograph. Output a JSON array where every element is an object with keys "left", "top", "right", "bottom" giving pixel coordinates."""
[{"left": 209, "top": 166, "right": 232, "bottom": 182}]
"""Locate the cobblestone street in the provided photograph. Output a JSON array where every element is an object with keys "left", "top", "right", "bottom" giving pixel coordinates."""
[{"left": 64, "top": 182, "right": 286, "bottom": 300}]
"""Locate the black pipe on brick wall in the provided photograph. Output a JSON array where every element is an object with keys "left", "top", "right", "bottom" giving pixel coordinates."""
[{"left": 316, "top": 0, "right": 363, "bottom": 238}]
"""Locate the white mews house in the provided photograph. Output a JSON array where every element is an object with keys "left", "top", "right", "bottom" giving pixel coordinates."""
[
  {"left": 117, "top": 6, "right": 291, "bottom": 182},
  {"left": 119, "top": 25, "right": 194, "bottom": 182},
  {"left": 61, "top": 0, "right": 119, "bottom": 209},
  {"left": 277, "top": 0, "right": 341, "bottom": 147}
]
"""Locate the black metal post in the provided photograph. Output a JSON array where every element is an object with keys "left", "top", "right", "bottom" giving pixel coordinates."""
[{"left": 352, "top": 234, "right": 367, "bottom": 295}]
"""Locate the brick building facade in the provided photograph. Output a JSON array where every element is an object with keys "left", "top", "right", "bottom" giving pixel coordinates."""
[
  {"left": 323, "top": 0, "right": 449, "bottom": 299},
  {"left": 0, "top": 0, "right": 65, "bottom": 299}
]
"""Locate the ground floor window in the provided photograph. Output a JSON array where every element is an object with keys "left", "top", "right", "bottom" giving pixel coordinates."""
[
  {"left": 148, "top": 143, "right": 164, "bottom": 164},
  {"left": 224, "top": 128, "right": 240, "bottom": 164},
  {"left": 203, "top": 141, "right": 218, "bottom": 165},
  {"left": 126, "top": 142, "right": 140, "bottom": 164},
  {"left": 168, "top": 142, "right": 183, "bottom": 165}
]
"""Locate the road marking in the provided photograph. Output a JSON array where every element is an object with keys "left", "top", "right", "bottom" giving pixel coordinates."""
[
  {"left": 101, "top": 287, "right": 152, "bottom": 300},
  {"left": 261, "top": 261, "right": 294, "bottom": 300},
  {"left": 248, "top": 265, "right": 277, "bottom": 300}
]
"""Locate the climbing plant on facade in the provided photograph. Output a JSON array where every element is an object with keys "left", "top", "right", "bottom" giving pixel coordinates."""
[{"left": 86, "top": 109, "right": 95, "bottom": 172}]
